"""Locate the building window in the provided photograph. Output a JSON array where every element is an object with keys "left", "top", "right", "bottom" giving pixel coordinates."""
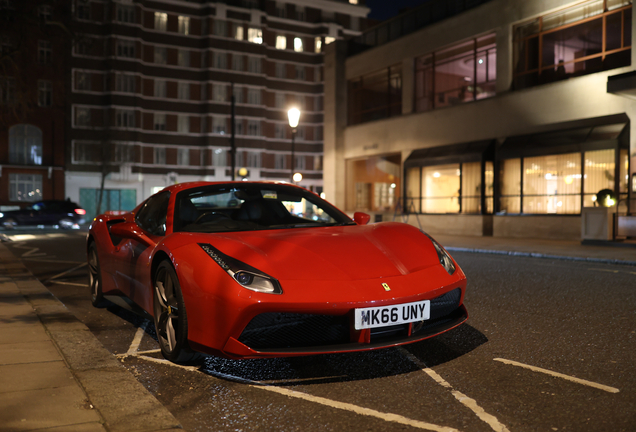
[
  {"left": 154, "top": 113, "right": 166, "bottom": 130},
  {"left": 325, "top": 36, "right": 335, "bottom": 45},
  {"left": 9, "top": 174, "right": 42, "bottom": 202},
  {"left": 498, "top": 148, "right": 628, "bottom": 214},
  {"left": 275, "top": 2, "right": 285, "bottom": 18},
  {"left": 235, "top": 25, "right": 244, "bottom": 40},
  {"left": 315, "top": 37, "right": 322, "bottom": 53},
  {"left": 37, "top": 80, "right": 52, "bottom": 107},
  {"left": 76, "top": 2, "right": 90, "bottom": 19},
  {"left": 75, "top": 107, "right": 91, "bottom": 126},
  {"left": 214, "top": 20, "right": 226, "bottom": 37},
  {"left": 275, "top": 92, "right": 285, "bottom": 108},
  {"left": 276, "top": 35, "right": 286, "bottom": 50},
  {"left": 348, "top": 65, "right": 402, "bottom": 125},
  {"left": 154, "top": 147, "right": 166, "bottom": 165},
  {"left": 233, "top": 85, "right": 243, "bottom": 103},
  {"left": 296, "top": 6, "right": 305, "bottom": 21},
  {"left": 213, "top": 148, "right": 227, "bottom": 166},
  {"left": 295, "top": 155, "right": 306, "bottom": 170},
  {"left": 247, "top": 28, "right": 262, "bottom": 44},
  {"left": 178, "top": 148, "right": 190, "bottom": 166},
  {"left": 415, "top": 33, "right": 496, "bottom": 113},
  {"left": 154, "top": 12, "right": 167, "bottom": 31},
  {"left": 117, "top": 4, "right": 135, "bottom": 23},
  {"left": 154, "top": 46, "right": 167, "bottom": 64},
  {"left": 178, "top": 115, "right": 189, "bottom": 133},
  {"left": 348, "top": 155, "right": 400, "bottom": 212},
  {"left": 117, "top": 40, "right": 135, "bottom": 58},
  {"left": 115, "top": 73, "right": 135, "bottom": 93},
  {"left": 178, "top": 16, "right": 190, "bottom": 35},
  {"left": 295, "top": 65, "right": 305, "bottom": 80},
  {"left": 178, "top": 82, "right": 190, "bottom": 100},
  {"left": 178, "top": 49, "right": 190, "bottom": 67},
  {"left": 293, "top": 37, "right": 303, "bottom": 52},
  {"left": 76, "top": 72, "right": 91, "bottom": 91},
  {"left": 235, "top": 120, "right": 244, "bottom": 135},
  {"left": 275, "top": 123, "right": 286, "bottom": 138},
  {"left": 247, "top": 88, "right": 261, "bottom": 105},
  {"left": 213, "top": 84, "right": 227, "bottom": 102},
  {"left": 514, "top": 0, "right": 632, "bottom": 90},
  {"left": 275, "top": 154, "right": 286, "bottom": 170},
  {"left": 232, "top": 54, "right": 244, "bottom": 71},
  {"left": 116, "top": 109, "right": 135, "bottom": 128},
  {"left": 38, "top": 40, "right": 51, "bottom": 64},
  {"left": 247, "top": 120, "right": 260, "bottom": 136},
  {"left": 0, "top": 78, "right": 15, "bottom": 104},
  {"left": 214, "top": 51, "right": 227, "bottom": 69},
  {"left": 154, "top": 79, "right": 166, "bottom": 98},
  {"left": 248, "top": 56, "right": 261, "bottom": 73},
  {"left": 9, "top": 124, "right": 42, "bottom": 165},
  {"left": 38, "top": 5, "right": 51, "bottom": 22},
  {"left": 246, "top": 152, "right": 261, "bottom": 168},
  {"left": 275, "top": 63, "right": 286, "bottom": 78},
  {"left": 212, "top": 116, "right": 226, "bottom": 134},
  {"left": 114, "top": 144, "right": 134, "bottom": 163}
]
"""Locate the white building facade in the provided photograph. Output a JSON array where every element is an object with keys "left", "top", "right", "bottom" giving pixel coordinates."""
[{"left": 324, "top": 0, "right": 635, "bottom": 239}]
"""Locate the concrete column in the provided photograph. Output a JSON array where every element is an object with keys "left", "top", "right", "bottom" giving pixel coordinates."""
[
  {"left": 402, "top": 57, "right": 414, "bottom": 115},
  {"left": 495, "top": 24, "right": 513, "bottom": 94},
  {"left": 323, "top": 41, "right": 348, "bottom": 208}
]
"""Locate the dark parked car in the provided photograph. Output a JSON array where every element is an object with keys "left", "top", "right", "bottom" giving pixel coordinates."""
[{"left": 0, "top": 200, "right": 86, "bottom": 229}]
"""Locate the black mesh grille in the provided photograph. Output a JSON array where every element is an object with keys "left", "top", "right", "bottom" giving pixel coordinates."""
[
  {"left": 238, "top": 287, "right": 463, "bottom": 351},
  {"left": 238, "top": 312, "right": 349, "bottom": 350}
]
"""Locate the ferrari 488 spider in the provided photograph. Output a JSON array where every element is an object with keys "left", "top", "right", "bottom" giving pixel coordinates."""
[{"left": 87, "top": 182, "right": 467, "bottom": 363}]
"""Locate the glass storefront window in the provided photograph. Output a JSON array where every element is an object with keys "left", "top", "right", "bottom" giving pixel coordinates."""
[
  {"left": 461, "top": 162, "right": 481, "bottom": 214},
  {"left": 405, "top": 167, "right": 421, "bottom": 213},
  {"left": 522, "top": 153, "right": 581, "bottom": 214},
  {"left": 514, "top": 1, "right": 632, "bottom": 90},
  {"left": 583, "top": 149, "right": 615, "bottom": 207},
  {"left": 415, "top": 33, "right": 496, "bottom": 112},
  {"left": 347, "top": 155, "right": 401, "bottom": 212},
  {"left": 421, "top": 164, "right": 460, "bottom": 213},
  {"left": 499, "top": 159, "right": 521, "bottom": 213}
]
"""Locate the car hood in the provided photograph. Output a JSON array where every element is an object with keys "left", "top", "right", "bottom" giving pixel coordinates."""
[{"left": 178, "top": 222, "right": 442, "bottom": 282}]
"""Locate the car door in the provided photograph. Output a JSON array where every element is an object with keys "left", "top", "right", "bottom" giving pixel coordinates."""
[{"left": 111, "top": 191, "right": 170, "bottom": 309}]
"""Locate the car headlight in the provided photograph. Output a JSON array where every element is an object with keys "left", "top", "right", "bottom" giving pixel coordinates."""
[
  {"left": 199, "top": 243, "right": 282, "bottom": 294},
  {"left": 420, "top": 231, "right": 456, "bottom": 275}
]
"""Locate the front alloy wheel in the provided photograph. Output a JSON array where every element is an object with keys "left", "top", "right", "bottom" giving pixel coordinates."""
[
  {"left": 88, "top": 243, "right": 108, "bottom": 308},
  {"left": 153, "top": 261, "right": 203, "bottom": 364}
]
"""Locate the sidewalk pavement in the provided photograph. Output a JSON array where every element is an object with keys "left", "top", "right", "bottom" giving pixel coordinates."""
[
  {"left": 0, "top": 233, "right": 634, "bottom": 432},
  {"left": 0, "top": 242, "right": 184, "bottom": 432}
]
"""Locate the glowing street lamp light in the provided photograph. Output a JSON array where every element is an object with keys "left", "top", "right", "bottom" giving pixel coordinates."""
[
  {"left": 293, "top": 172, "right": 303, "bottom": 183},
  {"left": 287, "top": 108, "right": 301, "bottom": 182}
]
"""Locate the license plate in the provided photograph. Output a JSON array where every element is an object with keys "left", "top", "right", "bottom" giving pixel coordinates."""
[{"left": 354, "top": 300, "right": 430, "bottom": 330}]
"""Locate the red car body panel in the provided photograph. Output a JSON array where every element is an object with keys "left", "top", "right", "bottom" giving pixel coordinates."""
[{"left": 88, "top": 182, "right": 468, "bottom": 359}]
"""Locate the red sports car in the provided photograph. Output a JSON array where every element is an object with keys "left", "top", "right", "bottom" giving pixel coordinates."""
[{"left": 87, "top": 182, "right": 467, "bottom": 363}]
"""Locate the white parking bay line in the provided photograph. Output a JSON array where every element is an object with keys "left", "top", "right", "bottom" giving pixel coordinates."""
[
  {"left": 130, "top": 353, "right": 461, "bottom": 431},
  {"left": 399, "top": 348, "right": 510, "bottom": 432},
  {"left": 494, "top": 358, "right": 620, "bottom": 393},
  {"left": 253, "top": 385, "right": 461, "bottom": 432},
  {"left": 127, "top": 322, "right": 149, "bottom": 355}
]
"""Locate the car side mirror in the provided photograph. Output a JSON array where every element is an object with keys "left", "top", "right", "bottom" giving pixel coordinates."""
[
  {"left": 109, "top": 221, "right": 154, "bottom": 246},
  {"left": 353, "top": 212, "right": 371, "bottom": 225}
]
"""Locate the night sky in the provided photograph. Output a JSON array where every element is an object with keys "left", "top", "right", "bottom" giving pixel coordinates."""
[{"left": 365, "top": 0, "right": 433, "bottom": 21}]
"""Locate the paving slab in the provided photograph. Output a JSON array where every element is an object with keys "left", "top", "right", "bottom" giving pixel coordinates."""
[
  {"left": 0, "top": 385, "right": 101, "bottom": 432},
  {"left": 74, "top": 368, "right": 183, "bottom": 432},
  {"left": 0, "top": 340, "right": 62, "bottom": 366},
  {"left": 0, "top": 361, "right": 76, "bottom": 394},
  {"left": 0, "top": 321, "right": 50, "bottom": 344},
  {"left": 29, "top": 423, "right": 106, "bottom": 432}
]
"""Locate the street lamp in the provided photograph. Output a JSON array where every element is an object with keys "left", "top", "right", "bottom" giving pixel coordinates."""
[{"left": 287, "top": 107, "right": 300, "bottom": 182}]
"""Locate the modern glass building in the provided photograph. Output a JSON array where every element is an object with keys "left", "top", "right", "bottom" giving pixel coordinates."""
[{"left": 324, "top": 0, "right": 634, "bottom": 239}]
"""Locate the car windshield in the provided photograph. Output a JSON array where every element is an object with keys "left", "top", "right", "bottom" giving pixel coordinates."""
[{"left": 173, "top": 184, "right": 354, "bottom": 233}]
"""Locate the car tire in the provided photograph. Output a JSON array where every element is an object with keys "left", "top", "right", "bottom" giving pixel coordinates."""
[
  {"left": 153, "top": 260, "right": 204, "bottom": 364},
  {"left": 88, "top": 242, "right": 109, "bottom": 308},
  {"left": 2, "top": 218, "right": 17, "bottom": 229}
]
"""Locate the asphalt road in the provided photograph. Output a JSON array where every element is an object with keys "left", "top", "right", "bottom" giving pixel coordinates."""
[{"left": 2, "top": 229, "right": 635, "bottom": 432}]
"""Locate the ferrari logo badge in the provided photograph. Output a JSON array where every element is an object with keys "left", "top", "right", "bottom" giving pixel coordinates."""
[{"left": 382, "top": 283, "right": 391, "bottom": 292}]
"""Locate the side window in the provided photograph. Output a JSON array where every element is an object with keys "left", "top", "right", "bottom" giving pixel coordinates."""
[{"left": 136, "top": 191, "right": 170, "bottom": 236}]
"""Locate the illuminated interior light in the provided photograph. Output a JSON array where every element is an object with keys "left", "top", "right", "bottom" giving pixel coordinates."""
[{"left": 433, "top": 172, "right": 440, "bottom": 178}]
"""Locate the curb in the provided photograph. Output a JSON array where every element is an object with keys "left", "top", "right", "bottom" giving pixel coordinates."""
[
  {"left": 445, "top": 246, "right": 636, "bottom": 267},
  {"left": 0, "top": 242, "right": 185, "bottom": 432}
]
